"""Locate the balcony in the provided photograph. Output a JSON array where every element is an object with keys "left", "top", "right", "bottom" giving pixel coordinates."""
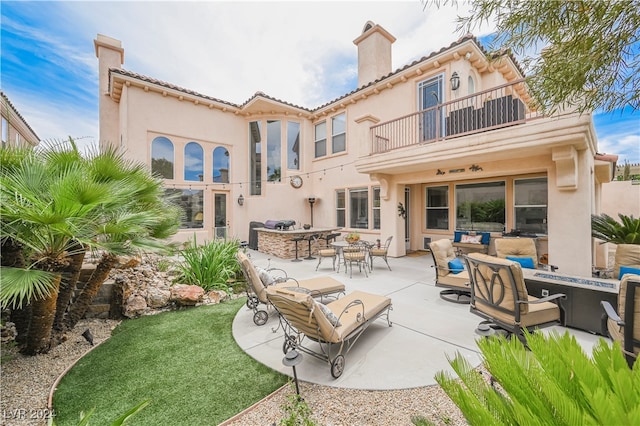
[{"left": 370, "top": 80, "right": 543, "bottom": 154}]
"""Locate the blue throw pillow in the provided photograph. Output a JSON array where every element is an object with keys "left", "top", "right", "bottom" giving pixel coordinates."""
[
  {"left": 478, "top": 232, "right": 491, "bottom": 245},
  {"left": 453, "top": 231, "right": 469, "bottom": 243},
  {"left": 448, "top": 258, "right": 465, "bottom": 274},
  {"left": 506, "top": 256, "right": 535, "bottom": 269},
  {"left": 619, "top": 265, "right": 640, "bottom": 280}
]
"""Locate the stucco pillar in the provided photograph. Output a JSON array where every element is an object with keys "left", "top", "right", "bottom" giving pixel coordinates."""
[
  {"left": 381, "top": 182, "right": 405, "bottom": 258},
  {"left": 548, "top": 149, "right": 593, "bottom": 276}
]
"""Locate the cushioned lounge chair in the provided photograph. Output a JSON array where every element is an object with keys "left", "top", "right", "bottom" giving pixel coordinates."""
[
  {"left": 494, "top": 237, "right": 558, "bottom": 271},
  {"left": 464, "top": 252, "right": 566, "bottom": 342},
  {"left": 266, "top": 287, "right": 392, "bottom": 378},
  {"left": 429, "top": 239, "right": 471, "bottom": 304},
  {"left": 236, "top": 251, "right": 345, "bottom": 326},
  {"left": 601, "top": 273, "right": 640, "bottom": 368}
]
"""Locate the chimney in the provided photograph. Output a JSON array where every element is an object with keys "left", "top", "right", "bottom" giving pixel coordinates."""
[
  {"left": 94, "top": 34, "right": 124, "bottom": 150},
  {"left": 353, "top": 21, "right": 396, "bottom": 88}
]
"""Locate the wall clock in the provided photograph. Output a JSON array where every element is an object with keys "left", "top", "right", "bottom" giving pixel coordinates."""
[{"left": 290, "top": 175, "right": 303, "bottom": 189}]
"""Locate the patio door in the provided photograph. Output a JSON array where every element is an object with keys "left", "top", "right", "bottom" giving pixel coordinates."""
[
  {"left": 212, "top": 191, "right": 228, "bottom": 239},
  {"left": 418, "top": 74, "right": 444, "bottom": 141},
  {"left": 404, "top": 187, "right": 410, "bottom": 250}
]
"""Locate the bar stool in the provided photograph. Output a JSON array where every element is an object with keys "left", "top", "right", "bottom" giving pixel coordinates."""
[
  {"left": 303, "top": 234, "right": 318, "bottom": 260},
  {"left": 290, "top": 236, "right": 304, "bottom": 262}
]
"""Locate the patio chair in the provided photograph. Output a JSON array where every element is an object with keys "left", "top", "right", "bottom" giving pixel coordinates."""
[
  {"left": 343, "top": 240, "right": 371, "bottom": 278},
  {"left": 429, "top": 239, "right": 471, "bottom": 304},
  {"left": 370, "top": 236, "right": 393, "bottom": 271},
  {"left": 494, "top": 237, "right": 558, "bottom": 271},
  {"left": 600, "top": 273, "right": 640, "bottom": 368},
  {"left": 464, "top": 252, "right": 566, "bottom": 342},
  {"left": 236, "top": 251, "right": 345, "bottom": 326},
  {"left": 266, "top": 286, "right": 392, "bottom": 378},
  {"left": 314, "top": 233, "right": 340, "bottom": 272}
]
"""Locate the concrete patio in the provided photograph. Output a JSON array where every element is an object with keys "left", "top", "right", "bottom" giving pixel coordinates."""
[{"left": 232, "top": 249, "right": 605, "bottom": 390}]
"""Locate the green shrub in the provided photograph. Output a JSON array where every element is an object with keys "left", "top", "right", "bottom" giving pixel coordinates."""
[
  {"left": 435, "top": 331, "right": 640, "bottom": 425},
  {"left": 173, "top": 237, "right": 242, "bottom": 292}
]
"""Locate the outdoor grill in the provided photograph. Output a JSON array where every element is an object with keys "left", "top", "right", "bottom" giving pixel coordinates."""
[{"left": 263, "top": 220, "right": 296, "bottom": 230}]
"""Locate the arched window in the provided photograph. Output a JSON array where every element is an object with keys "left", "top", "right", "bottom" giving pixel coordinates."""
[
  {"left": 468, "top": 75, "right": 475, "bottom": 96},
  {"left": 184, "top": 142, "right": 204, "bottom": 181},
  {"left": 151, "top": 136, "right": 174, "bottom": 179},
  {"left": 213, "top": 146, "right": 230, "bottom": 183}
]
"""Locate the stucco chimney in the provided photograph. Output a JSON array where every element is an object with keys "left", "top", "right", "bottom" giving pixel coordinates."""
[
  {"left": 94, "top": 34, "right": 124, "bottom": 150},
  {"left": 353, "top": 21, "right": 396, "bottom": 88}
]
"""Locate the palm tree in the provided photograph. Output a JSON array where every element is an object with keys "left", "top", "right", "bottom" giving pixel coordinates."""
[
  {"left": 0, "top": 143, "right": 107, "bottom": 354},
  {"left": 1, "top": 142, "right": 181, "bottom": 354},
  {"left": 63, "top": 149, "right": 180, "bottom": 330},
  {"left": 592, "top": 213, "right": 640, "bottom": 245}
]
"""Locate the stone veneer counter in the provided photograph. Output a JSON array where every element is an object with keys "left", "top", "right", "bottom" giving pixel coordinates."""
[
  {"left": 522, "top": 269, "right": 618, "bottom": 335},
  {"left": 256, "top": 227, "right": 341, "bottom": 260}
]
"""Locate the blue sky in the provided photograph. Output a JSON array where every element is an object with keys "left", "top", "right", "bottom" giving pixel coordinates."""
[{"left": 1, "top": 1, "right": 638, "bottom": 164}]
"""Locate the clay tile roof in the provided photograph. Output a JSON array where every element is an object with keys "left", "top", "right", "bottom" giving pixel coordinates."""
[{"left": 1, "top": 91, "right": 40, "bottom": 142}]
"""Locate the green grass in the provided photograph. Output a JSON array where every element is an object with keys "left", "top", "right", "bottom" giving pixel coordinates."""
[{"left": 52, "top": 298, "right": 288, "bottom": 425}]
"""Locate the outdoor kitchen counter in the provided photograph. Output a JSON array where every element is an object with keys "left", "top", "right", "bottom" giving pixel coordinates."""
[
  {"left": 522, "top": 269, "right": 619, "bottom": 335},
  {"left": 255, "top": 227, "right": 341, "bottom": 260}
]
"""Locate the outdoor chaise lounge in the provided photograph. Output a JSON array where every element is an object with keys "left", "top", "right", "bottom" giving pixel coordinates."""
[
  {"left": 464, "top": 252, "right": 565, "bottom": 342},
  {"left": 429, "top": 239, "right": 471, "bottom": 303},
  {"left": 236, "top": 251, "right": 345, "bottom": 326},
  {"left": 266, "top": 287, "right": 392, "bottom": 378},
  {"left": 601, "top": 273, "right": 640, "bottom": 368}
]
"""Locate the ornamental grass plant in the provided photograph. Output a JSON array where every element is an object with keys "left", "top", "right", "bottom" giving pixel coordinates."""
[
  {"left": 52, "top": 298, "right": 288, "bottom": 425},
  {"left": 174, "top": 237, "right": 243, "bottom": 292}
]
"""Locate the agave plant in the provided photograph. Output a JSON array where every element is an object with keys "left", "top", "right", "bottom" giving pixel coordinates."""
[{"left": 592, "top": 213, "right": 640, "bottom": 245}]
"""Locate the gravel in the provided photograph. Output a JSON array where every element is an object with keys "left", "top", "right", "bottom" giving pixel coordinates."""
[{"left": 1, "top": 319, "right": 468, "bottom": 426}]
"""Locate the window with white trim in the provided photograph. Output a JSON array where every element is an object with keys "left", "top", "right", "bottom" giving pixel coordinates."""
[
  {"left": 426, "top": 186, "right": 449, "bottom": 230},
  {"left": 514, "top": 177, "right": 548, "bottom": 235},
  {"left": 331, "top": 113, "right": 346, "bottom": 153},
  {"left": 336, "top": 190, "right": 345, "bottom": 227},
  {"left": 314, "top": 121, "right": 326, "bottom": 158},
  {"left": 372, "top": 187, "right": 381, "bottom": 229},
  {"left": 349, "top": 188, "right": 369, "bottom": 229}
]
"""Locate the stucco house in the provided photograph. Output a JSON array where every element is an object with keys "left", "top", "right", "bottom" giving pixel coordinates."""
[{"left": 94, "top": 22, "right": 616, "bottom": 277}]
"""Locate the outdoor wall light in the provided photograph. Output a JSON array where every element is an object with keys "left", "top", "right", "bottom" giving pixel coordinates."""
[
  {"left": 282, "top": 349, "right": 304, "bottom": 398},
  {"left": 450, "top": 72, "right": 460, "bottom": 91},
  {"left": 237, "top": 194, "right": 244, "bottom": 206}
]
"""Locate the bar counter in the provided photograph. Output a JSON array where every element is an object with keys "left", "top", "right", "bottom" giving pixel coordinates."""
[{"left": 256, "top": 227, "right": 341, "bottom": 260}]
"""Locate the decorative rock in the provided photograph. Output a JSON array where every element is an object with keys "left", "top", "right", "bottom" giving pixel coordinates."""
[
  {"left": 146, "top": 287, "right": 172, "bottom": 308},
  {"left": 123, "top": 294, "right": 148, "bottom": 318},
  {"left": 170, "top": 284, "right": 204, "bottom": 306},
  {"left": 204, "top": 290, "right": 230, "bottom": 305}
]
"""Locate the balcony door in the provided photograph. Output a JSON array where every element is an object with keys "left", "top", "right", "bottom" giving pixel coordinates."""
[{"left": 418, "top": 74, "right": 444, "bottom": 141}]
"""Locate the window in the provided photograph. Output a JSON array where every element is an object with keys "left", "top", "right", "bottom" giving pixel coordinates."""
[
  {"left": 212, "top": 146, "right": 229, "bottom": 183},
  {"left": 468, "top": 76, "right": 475, "bottom": 96},
  {"left": 1, "top": 117, "right": 7, "bottom": 147},
  {"left": 287, "top": 121, "right": 300, "bottom": 170},
  {"left": 372, "top": 187, "right": 381, "bottom": 230},
  {"left": 426, "top": 186, "right": 449, "bottom": 230},
  {"left": 166, "top": 188, "right": 204, "bottom": 229},
  {"left": 456, "top": 181, "right": 505, "bottom": 232},
  {"left": 314, "top": 121, "right": 326, "bottom": 158},
  {"left": 331, "top": 113, "right": 346, "bottom": 154},
  {"left": 349, "top": 188, "right": 369, "bottom": 229},
  {"left": 514, "top": 177, "right": 548, "bottom": 234},
  {"left": 151, "top": 136, "right": 174, "bottom": 179},
  {"left": 267, "top": 120, "right": 281, "bottom": 182},
  {"left": 184, "top": 142, "right": 204, "bottom": 181},
  {"left": 249, "top": 121, "right": 261, "bottom": 195},
  {"left": 336, "top": 190, "right": 345, "bottom": 227}
]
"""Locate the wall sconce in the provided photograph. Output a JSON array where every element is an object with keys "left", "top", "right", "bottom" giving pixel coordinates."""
[
  {"left": 450, "top": 72, "right": 460, "bottom": 91},
  {"left": 237, "top": 194, "right": 244, "bottom": 206},
  {"left": 282, "top": 349, "right": 303, "bottom": 398}
]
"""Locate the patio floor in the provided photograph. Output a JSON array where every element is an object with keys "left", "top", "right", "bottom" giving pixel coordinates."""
[{"left": 232, "top": 248, "right": 605, "bottom": 390}]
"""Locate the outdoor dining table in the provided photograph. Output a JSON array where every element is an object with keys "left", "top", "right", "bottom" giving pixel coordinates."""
[{"left": 331, "top": 240, "right": 375, "bottom": 276}]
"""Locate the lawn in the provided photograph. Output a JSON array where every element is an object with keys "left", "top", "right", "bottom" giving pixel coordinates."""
[{"left": 52, "top": 298, "right": 288, "bottom": 425}]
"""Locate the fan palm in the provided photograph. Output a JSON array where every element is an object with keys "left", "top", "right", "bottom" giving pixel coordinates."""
[
  {"left": 592, "top": 213, "right": 640, "bottom": 245},
  {"left": 1, "top": 141, "right": 181, "bottom": 354}
]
